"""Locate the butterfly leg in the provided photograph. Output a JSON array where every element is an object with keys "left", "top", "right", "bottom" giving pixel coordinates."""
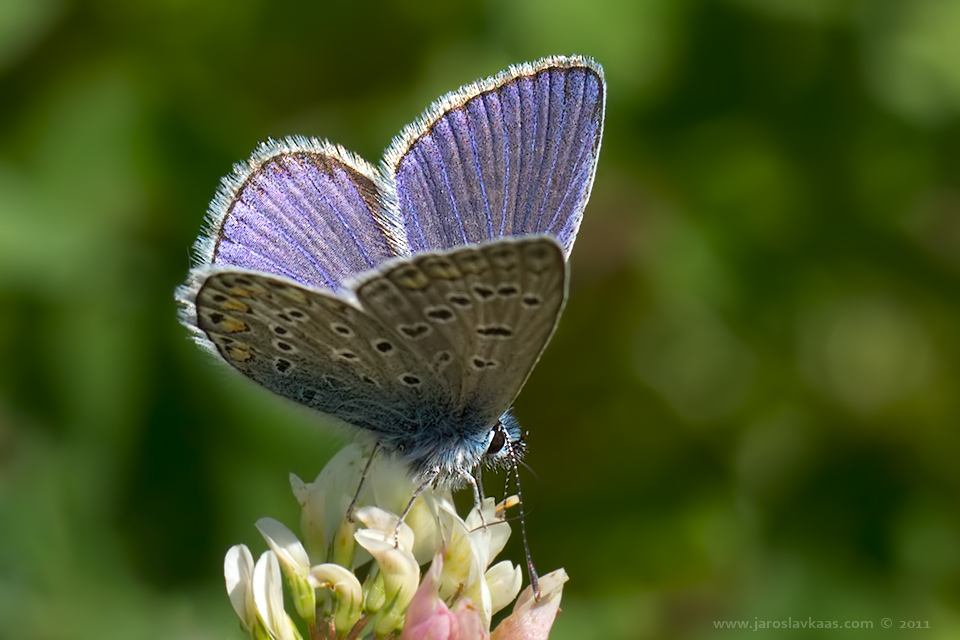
[
  {"left": 392, "top": 467, "right": 440, "bottom": 548},
  {"left": 474, "top": 465, "right": 486, "bottom": 501},
  {"left": 346, "top": 442, "right": 382, "bottom": 523},
  {"left": 459, "top": 469, "right": 487, "bottom": 530}
]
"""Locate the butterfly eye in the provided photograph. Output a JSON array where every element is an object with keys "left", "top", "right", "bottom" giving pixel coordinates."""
[{"left": 486, "top": 426, "right": 507, "bottom": 456}]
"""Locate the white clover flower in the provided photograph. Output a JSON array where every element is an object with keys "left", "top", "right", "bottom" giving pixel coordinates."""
[{"left": 224, "top": 447, "right": 567, "bottom": 639}]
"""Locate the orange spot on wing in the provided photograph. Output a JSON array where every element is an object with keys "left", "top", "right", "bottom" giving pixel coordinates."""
[
  {"left": 221, "top": 299, "right": 250, "bottom": 312},
  {"left": 220, "top": 317, "right": 249, "bottom": 333}
]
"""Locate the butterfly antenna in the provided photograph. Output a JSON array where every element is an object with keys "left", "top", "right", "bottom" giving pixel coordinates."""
[
  {"left": 518, "top": 458, "right": 543, "bottom": 513},
  {"left": 508, "top": 441, "right": 541, "bottom": 600}
]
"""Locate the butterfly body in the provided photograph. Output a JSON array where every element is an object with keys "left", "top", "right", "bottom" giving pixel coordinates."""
[{"left": 177, "top": 56, "right": 604, "bottom": 486}]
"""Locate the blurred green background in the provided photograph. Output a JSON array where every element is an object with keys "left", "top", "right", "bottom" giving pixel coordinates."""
[{"left": 2, "top": 0, "right": 960, "bottom": 638}]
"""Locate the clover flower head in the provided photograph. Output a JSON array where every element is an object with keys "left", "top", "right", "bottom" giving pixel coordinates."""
[{"left": 225, "top": 444, "right": 566, "bottom": 639}]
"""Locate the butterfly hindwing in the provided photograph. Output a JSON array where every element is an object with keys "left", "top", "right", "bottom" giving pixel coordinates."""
[
  {"left": 355, "top": 237, "right": 567, "bottom": 422},
  {"left": 193, "top": 271, "right": 449, "bottom": 434},
  {"left": 385, "top": 56, "right": 605, "bottom": 257}
]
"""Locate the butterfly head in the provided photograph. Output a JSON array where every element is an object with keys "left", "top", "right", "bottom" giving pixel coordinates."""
[
  {"left": 392, "top": 406, "right": 526, "bottom": 487},
  {"left": 482, "top": 408, "right": 526, "bottom": 472}
]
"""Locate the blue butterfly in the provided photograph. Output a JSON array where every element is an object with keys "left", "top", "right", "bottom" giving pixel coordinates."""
[{"left": 177, "top": 55, "right": 605, "bottom": 490}]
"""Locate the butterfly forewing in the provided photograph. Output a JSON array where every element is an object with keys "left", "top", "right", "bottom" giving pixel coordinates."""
[
  {"left": 386, "top": 56, "right": 604, "bottom": 257},
  {"left": 194, "top": 271, "right": 450, "bottom": 432},
  {"left": 355, "top": 237, "right": 566, "bottom": 422},
  {"left": 201, "top": 138, "right": 403, "bottom": 291}
]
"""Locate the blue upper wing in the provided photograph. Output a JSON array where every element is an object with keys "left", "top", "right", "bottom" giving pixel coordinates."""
[
  {"left": 193, "top": 137, "right": 404, "bottom": 291},
  {"left": 383, "top": 55, "right": 605, "bottom": 258}
]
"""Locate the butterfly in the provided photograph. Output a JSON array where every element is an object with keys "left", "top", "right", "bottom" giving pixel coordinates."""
[{"left": 176, "top": 55, "right": 605, "bottom": 489}]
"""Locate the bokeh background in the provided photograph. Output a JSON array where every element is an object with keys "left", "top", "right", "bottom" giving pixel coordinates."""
[{"left": 3, "top": 0, "right": 960, "bottom": 638}]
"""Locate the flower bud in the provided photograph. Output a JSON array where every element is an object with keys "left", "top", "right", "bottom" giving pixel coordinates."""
[
  {"left": 224, "top": 545, "right": 257, "bottom": 633},
  {"left": 309, "top": 563, "right": 363, "bottom": 632}
]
